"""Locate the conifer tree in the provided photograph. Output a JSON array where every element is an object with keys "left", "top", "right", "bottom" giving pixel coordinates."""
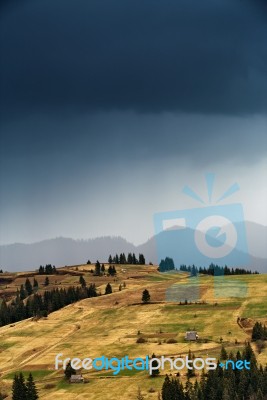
[
  {"left": 12, "top": 374, "right": 20, "bottom": 400},
  {"left": 20, "top": 284, "right": 27, "bottom": 300},
  {"left": 79, "top": 275, "right": 86, "bottom": 288},
  {"left": 105, "top": 283, "right": 112, "bottom": 294},
  {"left": 38, "top": 265, "right": 44, "bottom": 274},
  {"left": 17, "top": 373, "right": 27, "bottom": 400},
  {"left": 25, "top": 278, "right": 33, "bottom": 295},
  {"left": 142, "top": 289, "right": 150, "bottom": 303},
  {"left": 150, "top": 353, "right": 160, "bottom": 377},
  {"left": 127, "top": 253, "right": 133, "bottom": 264},
  {"left": 33, "top": 278, "right": 39, "bottom": 291},
  {"left": 220, "top": 345, "right": 228, "bottom": 360},
  {"left": 138, "top": 254, "right": 146, "bottom": 265},
  {"left": 26, "top": 373, "right": 38, "bottom": 400},
  {"left": 64, "top": 361, "right": 76, "bottom": 380},
  {"left": 95, "top": 260, "right": 101, "bottom": 275}
]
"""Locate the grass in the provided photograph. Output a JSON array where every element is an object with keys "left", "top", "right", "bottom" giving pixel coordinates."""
[
  {"left": 0, "top": 265, "right": 266, "bottom": 400},
  {"left": 0, "top": 342, "right": 16, "bottom": 350},
  {"left": 4, "top": 370, "right": 53, "bottom": 380}
]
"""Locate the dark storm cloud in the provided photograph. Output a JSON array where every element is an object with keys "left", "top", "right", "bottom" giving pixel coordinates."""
[{"left": 0, "top": 0, "right": 266, "bottom": 118}]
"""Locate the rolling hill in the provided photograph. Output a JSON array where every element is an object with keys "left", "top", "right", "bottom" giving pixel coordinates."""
[{"left": 0, "top": 263, "right": 266, "bottom": 399}]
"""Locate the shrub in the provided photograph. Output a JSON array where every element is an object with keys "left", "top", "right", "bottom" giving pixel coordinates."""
[
  {"left": 44, "top": 384, "right": 56, "bottom": 389},
  {"left": 166, "top": 338, "right": 177, "bottom": 344},
  {"left": 136, "top": 337, "right": 147, "bottom": 343}
]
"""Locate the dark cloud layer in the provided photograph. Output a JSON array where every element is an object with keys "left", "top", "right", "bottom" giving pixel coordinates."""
[{"left": 0, "top": 0, "right": 266, "bottom": 118}]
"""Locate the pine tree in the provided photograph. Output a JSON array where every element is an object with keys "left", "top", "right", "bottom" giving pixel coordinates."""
[
  {"left": 237, "top": 370, "right": 248, "bottom": 400},
  {"left": 150, "top": 353, "right": 160, "bottom": 377},
  {"left": 127, "top": 253, "right": 133, "bottom": 264},
  {"left": 142, "top": 289, "right": 150, "bottom": 303},
  {"left": 138, "top": 254, "right": 146, "bottom": 265},
  {"left": 25, "top": 278, "right": 33, "bottom": 295},
  {"left": 26, "top": 373, "right": 38, "bottom": 400},
  {"left": 44, "top": 276, "right": 49, "bottom": 286},
  {"left": 12, "top": 374, "right": 20, "bottom": 400},
  {"left": 186, "top": 350, "right": 195, "bottom": 379},
  {"left": 105, "top": 283, "right": 112, "bottom": 294},
  {"left": 16, "top": 373, "right": 27, "bottom": 400},
  {"left": 95, "top": 261, "right": 101, "bottom": 275},
  {"left": 64, "top": 361, "right": 76, "bottom": 380},
  {"left": 79, "top": 275, "right": 86, "bottom": 288},
  {"left": 20, "top": 284, "right": 27, "bottom": 300},
  {"left": 38, "top": 265, "right": 44, "bottom": 274},
  {"left": 33, "top": 278, "right": 39, "bottom": 291},
  {"left": 220, "top": 345, "right": 228, "bottom": 360}
]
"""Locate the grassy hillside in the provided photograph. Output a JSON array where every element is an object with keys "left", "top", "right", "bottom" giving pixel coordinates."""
[{"left": 0, "top": 264, "right": 266, "bottom": 399}]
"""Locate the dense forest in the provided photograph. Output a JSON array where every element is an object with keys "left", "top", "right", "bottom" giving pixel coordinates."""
[
  {"left": 159, "top": 257, "right": 175, "bottom": 272},
  {"left": 108, "top": 253, "right": 146, "bottom": 265},
  {"left": 38, "top": 264, "right": 57, "bottom": 274},
  {"left": 161, "top": 343, "right": 267, "bottom": 400},
  {"left": 180, "top": 263, "right": 259, "bottom": 276},
  {"left": 0, "top": 284, "right": 97, "bottom": 327}
]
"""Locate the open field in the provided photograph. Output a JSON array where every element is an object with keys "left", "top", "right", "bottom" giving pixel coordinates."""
[{"left": 0, "top": 265, "right": 266, "bottom": 399}]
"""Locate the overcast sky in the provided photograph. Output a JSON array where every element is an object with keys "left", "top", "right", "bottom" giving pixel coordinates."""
[{"left": 0, "top": 0, "right": 266, "bottom": 245}]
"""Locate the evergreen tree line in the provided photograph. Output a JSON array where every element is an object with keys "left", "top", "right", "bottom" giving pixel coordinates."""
[
  {"left": 94, "top": 261, "right": 117, "bottom": 276},
  {"left": 0, "top": 285, "right": 97, "bottom": 327},
  {"left": 12, "top": 372, "right": 38, "bottom": 400},
  {"left": 180, "top": 263, "right": 259, "bottom": 276},
  {"left": 252, "top": 322, "right": 267, "bottom": 341},
  {"left": 108, "top": 253, "right": 146, "bottom": 265},
  {"left": 161, "top": 343, "right": 267, "bottom": 400},
  {"left": 159, "top": 257, "right": 175, "bottom": 272},
  {"left": 38, "top": 264, "right": 57, "bottom": 274},
  {"left": 19, "top": 278, "right": 39, "bottom": 300}
]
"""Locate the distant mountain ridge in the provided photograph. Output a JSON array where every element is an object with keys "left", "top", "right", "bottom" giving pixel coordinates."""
[{"left": 0, "top": 221, "right": 266, "bottom": 272}]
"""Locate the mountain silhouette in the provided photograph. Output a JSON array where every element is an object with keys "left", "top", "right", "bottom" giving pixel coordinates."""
[{"left": 0, "top": 222, "right": 266, "bottom": 272}]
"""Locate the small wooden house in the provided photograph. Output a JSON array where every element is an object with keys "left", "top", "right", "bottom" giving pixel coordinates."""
[
  {"left": 185, "top": 331, "right": 199, "bottom": 341},
  {"left": 69, "top": 374, "right": 84, "bottom": 383}
]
